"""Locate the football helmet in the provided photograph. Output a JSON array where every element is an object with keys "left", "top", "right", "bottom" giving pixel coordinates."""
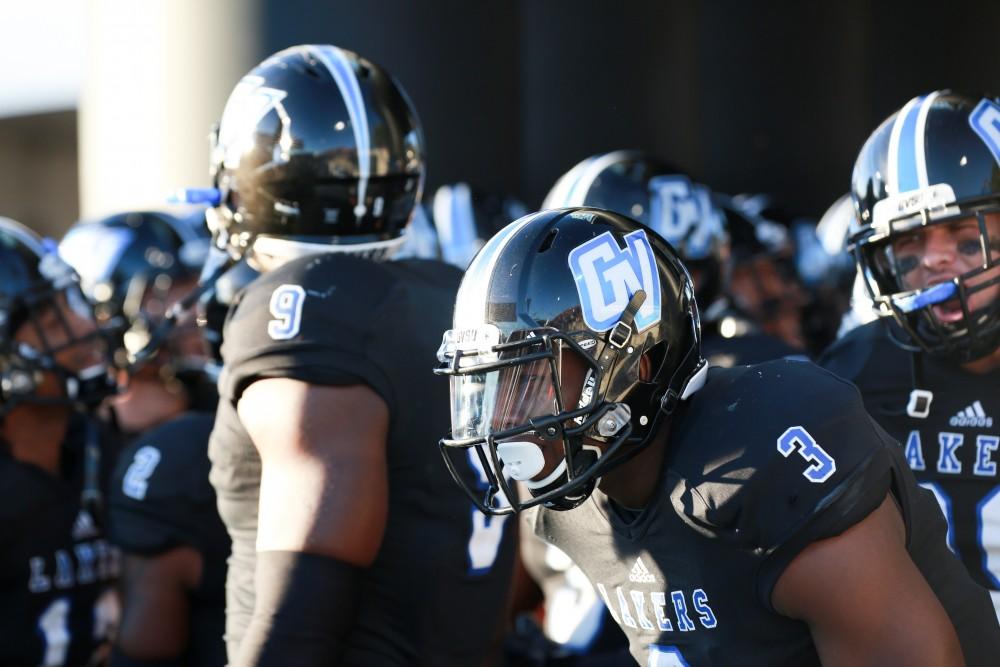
[
  {"left": 713, "top": 195, "right": 810, "bottom": 346},
  {"left": 59, "top": 210, "right": 211, "bottom": 371},
  {"left": 542, "top": 150, "right": 727, "bottom": 307},
  {"left": 432, "top": 183, "right": 529, "bottom": 269},
  {"left": 850, "top": 91, "right": 1000, "bottom": 362},
  {"left": 0, "top": 218, "right": 116, "bottom": 415},
  {"left": 435, "top": 208, "right": 706, "bottom": 515},
  {"left": 207, "top": 44, "right": 425, "bottom": 267}
]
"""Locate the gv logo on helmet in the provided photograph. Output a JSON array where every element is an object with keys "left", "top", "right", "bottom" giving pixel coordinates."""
[
  {"left": 648, "top": 176, "right": 722, "bottom": 261},
  {"left": 568, "top": 229, "right": 662, "bottom": 333},
  {"left": 969, "top": 98, "right": 1000, "bottom": 167}
]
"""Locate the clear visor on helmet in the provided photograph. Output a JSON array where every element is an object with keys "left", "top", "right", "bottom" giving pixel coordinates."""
[{"left": 447, "top": 331, "right": 563, "bottom": 443}]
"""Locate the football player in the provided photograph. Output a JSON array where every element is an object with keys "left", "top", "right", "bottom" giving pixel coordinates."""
[
  {"left": 200, "top": 45, "right": 516, "bottom": 664},
  {"left": 820, "top": 90, "right": 1000, "bottom": 620},
  {"left": 59, "top": 211, "right": 232, "bottom": 665},
  {"left": 435, "top": 207, "right": 1000, "bottom": 665},
  {"left": 58, "top": 210, "right": 216, "bottom": 434},
  {"left": 714, "top": 194, "right": 811, "bottom": 356},
  {"left": 0, "top": 217, "right": 121, "bottom": 665}
]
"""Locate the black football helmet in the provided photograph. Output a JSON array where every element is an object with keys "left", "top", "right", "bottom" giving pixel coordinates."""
[
  {"left": 0, "top": 218, "right": 116, "bottom": 416},
  {"left": 207, "top": 44, "right": 425, "bottom": 266},
  {"left": 432, "top": 183, "right": 529, "bottom": 269},
  {"left": 850, "top": 91, "right": 1000, "bottom": 362},
  {"left": 543, "top": 150, "right": 727, "bottom": 308},
  {"left": 435, "top": 208, "right": 707, "bottom": 515},
  {"left": 59, "top": 210, "right": 211, "bottom": 372}
]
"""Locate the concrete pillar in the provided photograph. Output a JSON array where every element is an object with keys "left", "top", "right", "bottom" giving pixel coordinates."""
[{"left": 79, "top": 0, "right": 261, "bottom": 218}]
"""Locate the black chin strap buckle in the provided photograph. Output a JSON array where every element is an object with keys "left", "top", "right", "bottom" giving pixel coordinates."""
[
  {"left": 607, "top": 321, "right": 632, "bottom": 349},
  {"left": 606, "top": 290, "right": 647, "bottom": 349}
]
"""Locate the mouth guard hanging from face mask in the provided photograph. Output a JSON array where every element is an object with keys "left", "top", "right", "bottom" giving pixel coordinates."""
[
  {"left": 893, "top": 281, "right": 957, "bottom": 313},
  {"left": 496, "top": 440, "right": 547, "bottom": 482}
]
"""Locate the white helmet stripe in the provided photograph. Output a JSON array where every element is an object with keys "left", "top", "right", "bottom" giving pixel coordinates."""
[
  {"left": 310, "top": 45, "right": 371, "bottom": 218},
  {"left": 915, "top": 91, "right": 941, "bottom": 189},
  {"left": 543, "top": 157, "right": 595, "bottom": 209},
  {"left": 564, "top": 150, "right": 635, "bottom": 207},
  {"left": 453, "top": 213, "right": 540, "bottom": 329},
  {"left": 0, "top": 217, "right": 44, "bottom": 256},
  {"left": 887, "top": 95, "right": 924, "bottom": 194}
]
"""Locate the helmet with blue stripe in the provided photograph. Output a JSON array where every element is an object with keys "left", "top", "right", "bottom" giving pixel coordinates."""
[
  {"left": 850, "top": 91, "right": 1000, "bottom": 362},
  {"left": 207, "top": 45, "right": 425, "bottom": 268}
]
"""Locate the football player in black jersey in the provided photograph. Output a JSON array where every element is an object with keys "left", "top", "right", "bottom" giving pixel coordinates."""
[
  {"left": 198, "top": 45, "right": 516, "bottom": 665},
  {"left": 59, "top": 210, "right": 216, "bottom": 434},
  {"left": 0, "top": 217, "right": 121, "bottom": 666},
  {"left": 60, "top": 212, "right": 232, "bottom": 665},
  {"left": 821, "top": 90, "right": 1000, "bottom": 621},
  {"left": 709, "top": 195, "right": 810, "bottom": 362},
  {"left": 435, "top": 207, "right": 1000, "bottom": 665}
]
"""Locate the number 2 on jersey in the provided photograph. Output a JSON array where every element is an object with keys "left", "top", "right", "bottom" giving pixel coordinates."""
[{"left": 122, "top": 445, "right": 162, "bottom": 500}]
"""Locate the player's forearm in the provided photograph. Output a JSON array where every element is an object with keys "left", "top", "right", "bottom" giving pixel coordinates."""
[{"left": 233, "top": 550, "right": 364, "bottom": 667}]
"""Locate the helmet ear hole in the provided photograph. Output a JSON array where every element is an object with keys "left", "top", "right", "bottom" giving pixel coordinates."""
[
  {"left": 538, "top": 229, "right": 559, "bottom": 253},
  {"left": 641, "top": 340, "right": 667, "bottom": 384}
]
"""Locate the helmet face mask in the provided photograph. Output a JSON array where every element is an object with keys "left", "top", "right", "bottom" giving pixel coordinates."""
[
  {"left": 439, "top": 324, "right": 630, "bottom": 515},
  {"left": 1, "top": 219, "right": 118, "bottom": 415},
  {"left": 435, "top": 208, "right": 707, "bottom": 515},
  {"left": 851, "top": 91, "right": 1000, "bottom": 362},
  {"left": 854, "top": 203, "right": 1000, "bottom": 361},
  {"left": 58, "top": 211, "right": 213, "bottom": 381}
]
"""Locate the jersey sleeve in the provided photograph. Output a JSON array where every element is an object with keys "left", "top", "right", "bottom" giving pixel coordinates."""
[
  {"left": 217, "top": 254, "right": 399, "bottom": 409},
  {"left": 108, "top": 412, "right": 218, "bottom": 555},
  {"left": 675, "top": 360, "right": 897, "bottom": 608}
]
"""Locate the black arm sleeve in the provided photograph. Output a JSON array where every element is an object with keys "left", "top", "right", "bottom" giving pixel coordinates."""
[{"left": 233, "top": 551, "right": 364, "bottom": 667}]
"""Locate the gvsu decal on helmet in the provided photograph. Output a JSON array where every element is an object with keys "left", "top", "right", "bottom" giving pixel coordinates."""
[{"left": 567, "top": 229, "right": 662, "bottom": 332}]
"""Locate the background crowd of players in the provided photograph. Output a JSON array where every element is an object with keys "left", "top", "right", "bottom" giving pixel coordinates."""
[{"left": 2, "top": 42, "right": 999, "bottom": 666}]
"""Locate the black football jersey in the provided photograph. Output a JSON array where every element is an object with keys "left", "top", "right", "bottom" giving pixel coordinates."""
[
  {"left": 208, "top": 254, "right": 517, "bottom": 666},
  {"left": 109, "top": 411, "right": 230, "bottom": 666},
  {"left": 0, "top": 414, "right": 121, "bottom": 667},
  {"left": 531, "top": 359, "right": 1000, "bottom": 666},
  {"left": 821, "top": 320, "right": 1000, "bottom": 617}
]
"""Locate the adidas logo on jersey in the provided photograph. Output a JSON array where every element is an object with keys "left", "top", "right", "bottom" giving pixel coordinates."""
[
  {"left": 949, "top": 401, "right": 993, "bottom": 428},
  {"left": 72, "top": 509, "right": 99, "bottom": 541},
  {"left": 628, "top": 557, "right": 657, "bottom": 584}
]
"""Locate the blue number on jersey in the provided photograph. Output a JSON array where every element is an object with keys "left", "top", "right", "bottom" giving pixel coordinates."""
[
  {"left": 777, "top": 426, "right": 837, "bottom": 483},
  {"left": 267, "top": 284, "right": 306, "bottom": 340},
  {"left": 648, "top": 645, "right": 690, "bottom": 666},
  {"left": 466, "top": 449, "right": 510, "bottom": 574}
]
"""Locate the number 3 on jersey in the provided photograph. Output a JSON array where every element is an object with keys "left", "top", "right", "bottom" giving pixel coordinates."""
[
  {"left": 777, "top": 426, "right": 836, "bottom": 483},
  {"left": 268, "top": 284, "right": 305, "bottom": 340}
]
